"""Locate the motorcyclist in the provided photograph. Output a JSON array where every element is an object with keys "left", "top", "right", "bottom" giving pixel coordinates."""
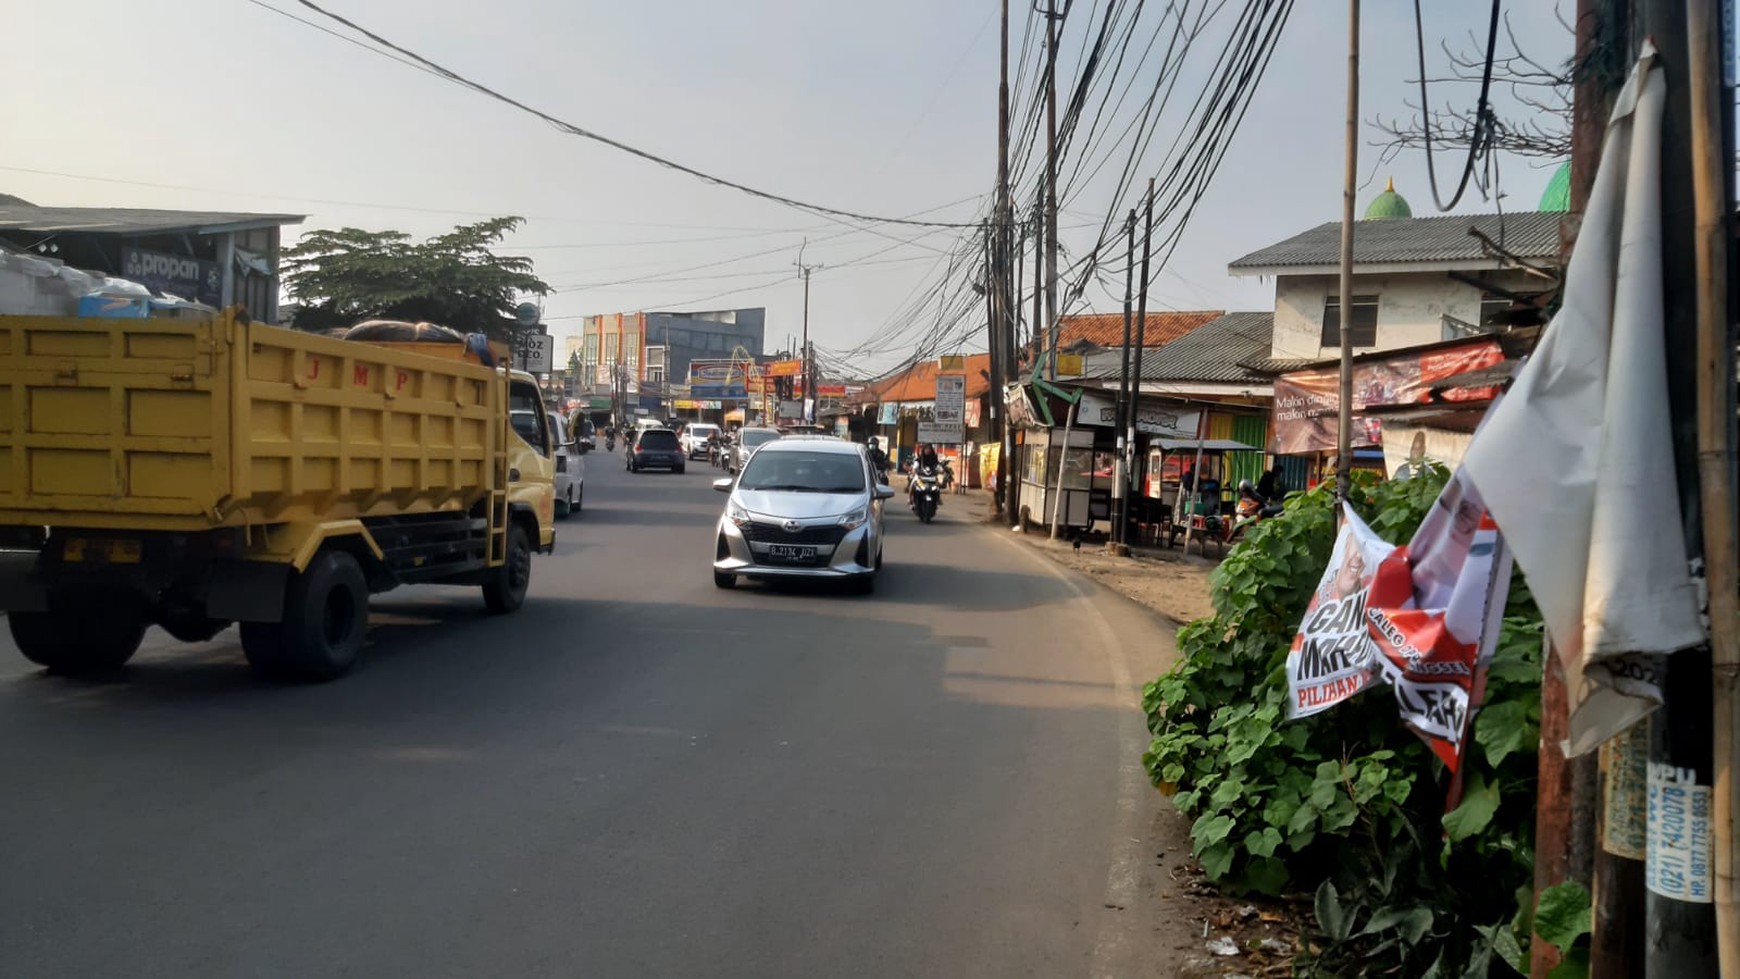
[
  {"left": 1235, "top": 479, "right": 1265, "bottom": 520},
  {"left": 908, "top": 443, "right": 941, "bottom": 506},
  {"left": 866, "top": 437, "right": 891, "bottom": 482}
]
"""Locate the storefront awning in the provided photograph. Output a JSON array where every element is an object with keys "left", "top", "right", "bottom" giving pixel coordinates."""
[{"left": 1152, "top": 437, "right": 1259, "bottom": 452}]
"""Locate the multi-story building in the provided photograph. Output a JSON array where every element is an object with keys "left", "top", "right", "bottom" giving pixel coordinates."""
[{"left": 569, "top": 307, "right": 765, "bottom": 392}]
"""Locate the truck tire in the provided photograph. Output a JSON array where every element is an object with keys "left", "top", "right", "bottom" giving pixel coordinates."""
[
  {"left": 243, "top": 551, "right": 369, "bottom": 681},
  {"left": 10, "top": 604, "right": 147, "bottom": 674},
  {"left": 484, "top": 523, "right": 532, "bottom": 614}
]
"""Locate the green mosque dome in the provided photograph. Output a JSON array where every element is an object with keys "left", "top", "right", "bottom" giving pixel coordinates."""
[
  {"left": 1539, "top": 161, "right": 1571, "bottom": 212},
  {"left": 1364, "top": 178, "right": 1413, "bottom": 220}
]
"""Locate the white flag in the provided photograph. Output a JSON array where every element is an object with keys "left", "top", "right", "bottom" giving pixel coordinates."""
[{"left": 1460, "top": 45, "right": 1703, "bottom": 756}]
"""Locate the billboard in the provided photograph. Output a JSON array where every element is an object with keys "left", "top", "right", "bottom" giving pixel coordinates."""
[{"left": 1271, "top": 339, "right": 1504, "bottom": 455}]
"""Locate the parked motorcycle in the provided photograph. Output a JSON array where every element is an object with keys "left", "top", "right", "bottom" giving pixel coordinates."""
[{"left": 909, "top": 465, "right": 943, "bottom": 523}]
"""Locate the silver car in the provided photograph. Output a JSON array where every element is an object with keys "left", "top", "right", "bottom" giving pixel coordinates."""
[
  {"left": 712, "top": 438, "right": 894, "bottom": 594},
  {"left": 728, "top": 426, "right": 781, "bottom": 474}
]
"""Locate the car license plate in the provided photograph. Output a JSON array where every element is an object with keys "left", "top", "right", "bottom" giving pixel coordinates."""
[
  {"left": 765, "top": 544, "right": 817, "bottom": 563},
  {"left": 63, "top": 538, "right": 142, "bottom": 564}
]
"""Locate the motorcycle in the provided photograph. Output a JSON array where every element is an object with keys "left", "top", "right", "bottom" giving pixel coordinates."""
[
  {"left": 605, "top": 434, "right": 616, "bottom": 452},
  {"left": 908, "top": 465, "right": 943, "bottom": 523},
  {"left": 1226, "top": 494, "right": 1285, "bottom": 543}
]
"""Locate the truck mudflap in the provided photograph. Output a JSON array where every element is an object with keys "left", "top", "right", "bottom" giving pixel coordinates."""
[{"left": 206, "top": 560, "right": 291, "bottom": 623}]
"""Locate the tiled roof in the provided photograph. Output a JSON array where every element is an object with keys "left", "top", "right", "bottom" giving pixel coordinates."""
[
  {"left": 858, "top": 353, "right": 993, "bottom": 403},
  {"left": 1227, "top": 211, "right": 1561, "bottom": 273},
  {"left": 1082, "top": 312, "right": 1274, "bottom": 384},
  {"left": 1050, "top": 309, "right": 1224, "bottom": 349}
]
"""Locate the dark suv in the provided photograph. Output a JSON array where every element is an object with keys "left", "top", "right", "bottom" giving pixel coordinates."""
[{"left": 627, "top": 428, "right": 686, "bottom": 473}]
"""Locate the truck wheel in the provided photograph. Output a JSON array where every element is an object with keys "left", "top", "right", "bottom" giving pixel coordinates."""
[
  {"left": 11, "top": 605, "right": 147, "bottom": 674},
  {"left": 484, "top": 523, "right": 532, "bottom": 614},
  {"left": 243, "top": 551, "right": 368, "bottom": 681}
]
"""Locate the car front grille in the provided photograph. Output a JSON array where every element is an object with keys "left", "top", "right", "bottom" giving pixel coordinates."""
[{"left": 740, "top": 522, "right": 849, "bottom": 546}]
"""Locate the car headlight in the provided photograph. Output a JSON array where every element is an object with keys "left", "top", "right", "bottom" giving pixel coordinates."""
[
  {"left": 837, "top": 507, "right": 868, "bottom": 530},
  {"left": 726, "top": 500, "right": 752, "bottom": 528}
]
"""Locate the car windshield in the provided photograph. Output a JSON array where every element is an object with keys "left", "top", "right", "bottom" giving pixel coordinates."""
[
  {"left": 738, "top": 451, "right": 865, "bottom": 493},
  {"left": 741, "top": 429, "right": 779, "bottom": 447},
  {"left": 637, "top": 430, "right": 678, "bottom": 450},
  {"left": 689, "top": 426, "right": 718, "bottom": 437}
]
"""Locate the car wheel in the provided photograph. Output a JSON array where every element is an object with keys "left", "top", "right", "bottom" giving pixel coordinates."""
[
  {"left": 713, "top": 570, "right": 736, "bottom": 589},
  {"left": 850, "top": 572, "right": 876, "bottom": 595},
  {"left": 555, "top": 495, "right": 571, "bottom": 519},
  {"left": 675, "top": 464, "right": 686, "bottom": 474},
  {"left": 572, "top": 487, "right": 583, "bottom": 514}
]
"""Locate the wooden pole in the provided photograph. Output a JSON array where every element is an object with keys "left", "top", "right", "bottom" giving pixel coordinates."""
[
  {"left": 1686, "top": 0, "right": 1739, "bottom": 968},
  {"left": 1335, "top": 0, "right": 1359, "bottom": 503}
]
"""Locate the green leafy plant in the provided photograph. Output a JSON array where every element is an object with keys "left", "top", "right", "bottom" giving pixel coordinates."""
[{"left": 1142, "top": 468, "right": 1546, "bottom": 975}]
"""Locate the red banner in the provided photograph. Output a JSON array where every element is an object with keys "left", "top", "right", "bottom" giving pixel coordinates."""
[{"left": 1271, "top": 339, "right": 1503, "bottom": 455}]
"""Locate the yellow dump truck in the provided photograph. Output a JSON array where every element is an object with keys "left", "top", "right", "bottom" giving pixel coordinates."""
[{"left": 0, "top": 311, "right": 556, "bottom": 679}]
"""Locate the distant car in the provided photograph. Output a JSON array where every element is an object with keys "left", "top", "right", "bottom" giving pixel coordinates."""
[
  {"left": 628, "top": 427, "right": 686, "bottom": 473},
  {"left": 729, "top": 426, "right": 782, "bottom": 474},
  {"left": 680, "top": 423, "right": 721, "bottom": 459},
  {"left": 548, "top": 411, "right": 585, "bottom": 517},
  {"left": 711, "top": 438, "right": 894, "bottom": 594}
]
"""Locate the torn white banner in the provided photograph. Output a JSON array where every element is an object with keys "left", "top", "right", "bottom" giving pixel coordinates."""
[{"left": 1461, "top": 44, "right": 1703, "bottom": 756}]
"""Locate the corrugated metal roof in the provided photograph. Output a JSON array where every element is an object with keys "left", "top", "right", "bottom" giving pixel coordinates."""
[
  {"left": 0, "top": 201, "right": 305, "bottom": 236},
  {"left": 1227, "top": 211, "right": 1561, "bottom": 272},
  {"left": 1082, "top": 311, "right": 1274, "bottom": 384}
]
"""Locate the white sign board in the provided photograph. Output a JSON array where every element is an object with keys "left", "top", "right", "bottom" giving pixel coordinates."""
[
  {"left": 917, "top": 422, "right": 962, "bottom": 444},
  {"left": 517, "top": 332, "right": 553, "bottom": 373},
  {"left": 934, "top": 374, "right": 965, "bottom": 424}
]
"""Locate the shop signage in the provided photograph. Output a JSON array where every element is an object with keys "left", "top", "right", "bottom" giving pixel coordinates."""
[
  {"left": 877, "top": 403, "right": 899, "bottom": 425},
  {"left": 120, "top": 246, "right": 221, "bottom": 304},
  {"left": 1076, "top": 393, "right": 1200, "bottom": 439},
  {"left": 765, "top": 359, "right": 803, "bottom": 377}
]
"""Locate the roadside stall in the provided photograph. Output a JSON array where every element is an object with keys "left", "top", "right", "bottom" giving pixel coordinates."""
[{"left": 1145, "top": 436, "right": 1263, "bottom": 554}]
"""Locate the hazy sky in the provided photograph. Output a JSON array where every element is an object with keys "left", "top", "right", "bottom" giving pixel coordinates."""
[{"left": 4, "top": 1, "right": 1573, "bottom": 372}]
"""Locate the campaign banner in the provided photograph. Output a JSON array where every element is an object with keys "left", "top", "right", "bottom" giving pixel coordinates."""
[
  {"left": 765, "top": 359, "right": 803, "bottom": 378},
  {"left": 1285, "top": 506, "right": 1392, "bottom": 718},
  {"left": 1272, "top": 339, "right": 1504, "bottom": 455},
  {"left": 1364, "top": 469, "right": 1512, "bottom": 771}
]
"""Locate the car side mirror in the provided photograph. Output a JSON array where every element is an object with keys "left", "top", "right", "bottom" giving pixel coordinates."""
[
  {"left": 712, "top": 478, "right": 734, "bottom": 493},
  {"left": 874, "top": 484, "right": 895, "bottom": 500}
]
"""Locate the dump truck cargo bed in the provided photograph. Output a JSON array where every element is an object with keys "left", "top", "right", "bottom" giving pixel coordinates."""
[{"left": 0, "top": 312, "right": 506, "bottom": 531}]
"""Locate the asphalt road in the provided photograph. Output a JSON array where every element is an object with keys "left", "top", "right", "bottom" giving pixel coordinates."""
[{"left": 0, "top": 448, "right": 1178, "bottom": 978}]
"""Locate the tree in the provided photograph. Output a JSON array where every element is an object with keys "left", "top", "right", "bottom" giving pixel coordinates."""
[
  {"left": 282, "top": 217, "right": 549, "bottom": 339},
  {"left": 1369, "top": 9, "right": 1581, "bottom": 180}
]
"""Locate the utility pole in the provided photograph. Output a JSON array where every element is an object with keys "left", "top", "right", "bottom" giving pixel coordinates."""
[
  {"left": 1039, "top": 0, "right": 1066, "bottom": 380},
  {"left": 796, "top": 242, "right": 822, "bottom": 427},
  {"left": 1129, "top": 179, "right": 1155, "bottom": 507},
  {"left": 1559, "top": 4, "right": 1638, "bottom": 977},
  {"left": 1644, "top": 0, "right": 1721, "bottom": 975},
  {"left": 1334, "top": 0, "right": 1359, "bottom": 503},
  {"left": 1110, "top": 209, "right": 1137, "bottom": 553},
  {"left": 993, "top": 0, "right": 1013, "bottom": 519}
]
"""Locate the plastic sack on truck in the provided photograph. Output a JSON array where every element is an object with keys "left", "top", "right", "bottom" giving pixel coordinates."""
[
  {"left": 0, "top": 250, "right": 97, "bottom": 316},
  {"left": 77, "top": 276, "right": 154, "bottom": 319}
]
